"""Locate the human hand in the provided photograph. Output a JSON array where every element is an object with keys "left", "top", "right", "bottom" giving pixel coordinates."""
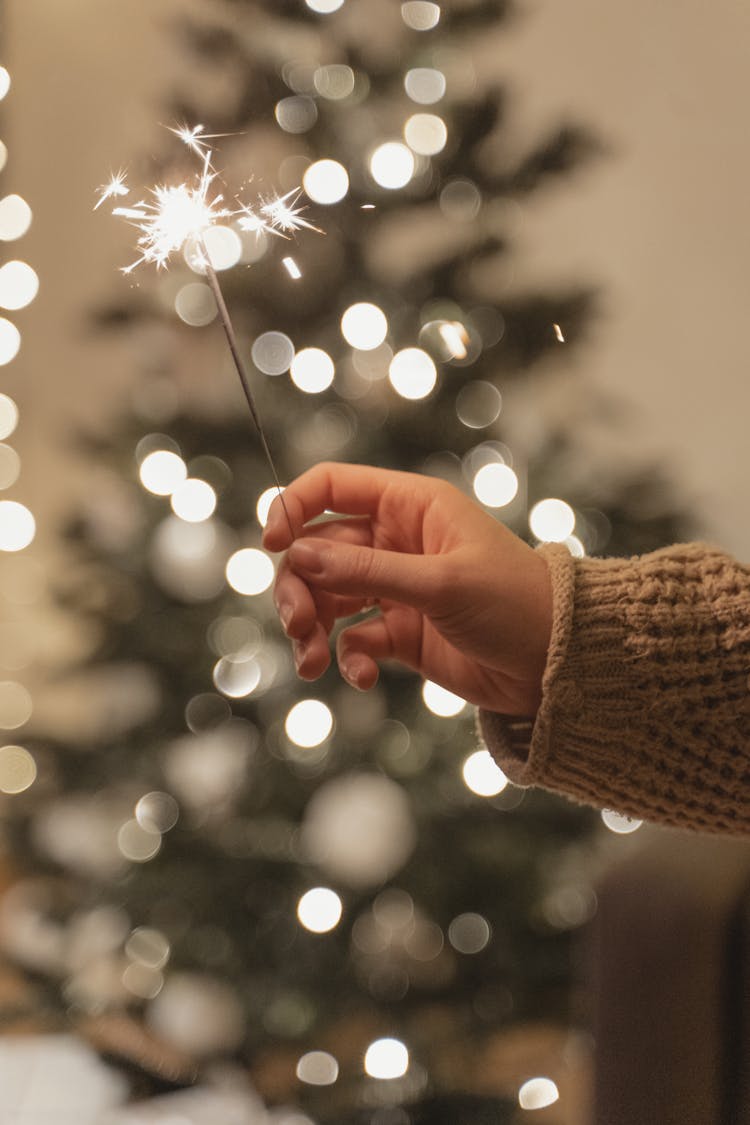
[{"left": 262, "top": 463, "right": 553, "bottom": 716}]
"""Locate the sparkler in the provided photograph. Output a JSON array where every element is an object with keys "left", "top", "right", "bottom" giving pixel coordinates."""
[{"left": 97, "top": 124, "right": 319, "bottom": 538}]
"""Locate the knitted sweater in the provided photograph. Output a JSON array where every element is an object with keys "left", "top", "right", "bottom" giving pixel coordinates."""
[{"left": 478, "top": 542, "right": 750, "bottom": 835}]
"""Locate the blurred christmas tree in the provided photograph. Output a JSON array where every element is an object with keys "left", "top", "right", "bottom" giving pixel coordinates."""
[{"left": 1, "top": 1, "right": 693, "bottom": 1121}]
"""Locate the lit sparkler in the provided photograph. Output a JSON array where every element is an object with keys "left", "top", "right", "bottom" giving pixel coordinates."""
[{"left": 97, "top": 125, "right": 320, "bottom": 538}]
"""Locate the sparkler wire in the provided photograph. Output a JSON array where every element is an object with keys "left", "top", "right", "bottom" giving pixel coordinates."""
[{"left": 200, "top": 249, "right": 295, "bottom": 541}]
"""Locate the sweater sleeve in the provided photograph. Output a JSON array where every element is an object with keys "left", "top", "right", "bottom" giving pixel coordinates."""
[{"left": 478, "top": 541, "right": 750, "bottom": 835}]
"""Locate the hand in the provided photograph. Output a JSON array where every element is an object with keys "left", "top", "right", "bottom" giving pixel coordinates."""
[{"left": 262, "top": 462, "right": 553, "bottom": 716}]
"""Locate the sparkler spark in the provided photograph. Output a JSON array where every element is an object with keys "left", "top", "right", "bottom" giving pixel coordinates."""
[{"left": 97, "top": 124, "right": 319, "bottom": 538}]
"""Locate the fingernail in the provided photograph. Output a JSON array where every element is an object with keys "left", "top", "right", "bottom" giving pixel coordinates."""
[
  {"left": 279, "top": 604, "right": 293, "bottom": 632},
  {"left": 290, "top": 540, "right": 326, "bottom": 576},
  {"left": 294, "top": 641, "right": 307, "bottom": 671},
  {"left": 341, "top": 658, "right": 364, "bottom": 690}
]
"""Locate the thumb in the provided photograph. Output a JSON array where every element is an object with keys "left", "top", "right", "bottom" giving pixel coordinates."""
[{"left": 287, "top": 537, "right": 442, "bottom": 610}]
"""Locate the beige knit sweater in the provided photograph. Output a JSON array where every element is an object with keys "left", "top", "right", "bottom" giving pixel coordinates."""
[{"left": 478, "top": 542, "right": 750, "bottom": 835}]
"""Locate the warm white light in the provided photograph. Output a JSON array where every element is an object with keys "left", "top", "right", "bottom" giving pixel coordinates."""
[
  {"left": 285, "top": 699, "right": 334, "bottom": 748},
  {"left": 439, "top": 321, "right": 468, "bottom": 359},
  {"left": 297, "top": 887, "right": 343, "bottom": 933},
  {"left": 462, "top": 750, "right": 508, "bottom": 797},
  {"left": 404, "top": 68, "right": 446, "bottom": 104},
  {"left": 117, "top": 819, "right": 161, "bottom": 863},
  {"left": 174, "top": 282, "right": 217, "bottom": 326},
  {"left": 303, "top": 159, "right": 349, "bottom": 205},
  {"left": 225, "top": 548, "right": 275, "bottom": 595},
  {"left": 0, "top": 682, "right": 33, "bottom": 729},
  {"left": 601, "top": 809, "right": 643, "bottom": 835},
  {"left": 0, "top": 318, "right": 21, "bottom": 365},
  {"left": 0, "top": 501, "right": 35, "bottom": 551},
  {"left": 422, "top": 680, "right": 466, "bottom": 717},
  {"left": 388, "top": 347, "right": 437, "bottom": 400},
  {"left": 139, "top": 450, "right": 187, "bottom": 496},
  {"left": 448, "top": 912, "right": 491, "bottom": 954},
  {"left": 171, "top": 478, "right": 217, "bottom": 522},
  {"left": 305, "top": 0, "right": 345, "bottom": 11},
  {"left": 341, "top": 302, "right": 388, "bottom": 350},
  {"left": 0, "top": 261, "right": 39, "bottom": 310},
  {"left": 283, "top": 256, "right": 302, "bottom": 279},
  {"left": 518, "top": 1077, "right": 560, "bottom": 1111},
  {"left": 212, "top": 656, "right": 262, "bottom": 698},
  {"left": 404, "top": 113, "right": 447, "bottom": 156},
  {"left": 0, "top": 444, "right": 21, "bottom": 490},
  {"left": 314, "top": 64, "right": 356, "bottom": 101},
  {"left": 296, "top": 1050, "right": 340, "bottom": 1086},
  {"left": 0, "top": 195, "right": 32, "bottom": 241},
  {"left": 369, "top": 142, "right": 415, "bottom": 190},
  {"left": 401, "top": 1, "right": 441, "bottom": 30},
  {"left": 473, "top": 463, "right": 518, "bottom": 508},
  {"left": 252, "top": 331, "right": 295, "bottom": 376},
  {"left": 256, "top": 486, "right": 284, "bottom": 528},
  {"left": 529, "top": 498, "right": 575, "bottom": 542},
  {"left": 199, "top": 225, "right": 242, "bottom": 271},
  {"left": 0, "top": 394, "right": 18, "bottom": 440},
  {"left": 364, "top": 1037, "right": 409, "bottom": 1080},
  {"left": 565, "top": 535, "right": 585, "bottom": 558},
  {"left": 290, "top": 347, "right": 335, "bottom": 393},
  {"left": 0, "top": 744, "right": 37, "bottom": 794},
  {"left": 0, "top": 68, "right": 10, "bottom": 100},
  {"left": 0, "top": 142, "right": 6, "bottom": 174}
]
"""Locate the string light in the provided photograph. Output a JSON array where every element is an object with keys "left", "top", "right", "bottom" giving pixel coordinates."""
[
  {"left": 297, "top": 888, "right": 343, "bottom": 933},
  {"left": 364, "top": 1037, "right": 410, "bottom": 1079},
  {"left": 462, "top": 750, "right": 508, "bottom": 797},
  {"left": 518, "top": 1077, "right": 560, "bottom": 1110}
]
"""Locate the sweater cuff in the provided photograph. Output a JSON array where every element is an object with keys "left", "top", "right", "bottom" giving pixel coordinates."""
[{"left": 477, "top": 542, "right": 576, "bottom": 787}]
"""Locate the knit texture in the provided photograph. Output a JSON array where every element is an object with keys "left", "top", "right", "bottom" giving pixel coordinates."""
[{"left": 478, "top": 542, "right": 750, "bottom": 835}]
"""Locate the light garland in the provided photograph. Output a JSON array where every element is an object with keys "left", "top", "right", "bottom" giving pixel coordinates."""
[{"left": 0, "top": 55, "right": 38, "bottom": 789}]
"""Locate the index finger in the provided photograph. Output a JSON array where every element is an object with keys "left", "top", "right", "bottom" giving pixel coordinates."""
[{"left": 262, "top": 461, "right": 433, "bottom": 551}]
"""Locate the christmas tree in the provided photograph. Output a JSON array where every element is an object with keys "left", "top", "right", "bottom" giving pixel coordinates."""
[{"left": 1, "top": 2, "right": 692, "bottom": 1121}]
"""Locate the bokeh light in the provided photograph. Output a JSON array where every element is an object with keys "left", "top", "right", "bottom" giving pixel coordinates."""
[
  {"left": 314, "top": 64, "right": 355, "bottom": 100},
  {"left": 518, "top": 1077, "right": 560, "bottom": 1111},
  {"left": 422, "top": 679, "right": 466, "bottom": 717},
  {"left": 297, "top": 887, "right": 343, "bottom": 933},
  {"left": 0, "top": 394, "right": 18, "bottom": 440},
  {"left": 601, "top": 809, "right": 643, "bottom": 835},
  {"left": 198, "top": 225, "right": 242, "bottom": 271},
  {"left": 0, "top": 682, "right": 33, "bottom": 729},
  {"left": 225, "top": 548, "right": 275, "bottom": 595},
  {"left": 0, "top": 67, "right": 10, "bottom": 100},
  {"left": 0, "top": 444, "right": 21, "bottom": 490},
  {"left": 404, "top": 68, "right": 446, "bottom": 104},
  {"left": 341, "top": 303, "right": 388, "bottom": 350},
  {"left": 290, "top": 347, "right": 335, "bottom": 393},
  {"left": 0, "top": 195, "right": 32, "bottom": 241},
  {"left": 364, "top": 1037, "right": 409, "bottom": 1079},
  {"left": 285, "top": 699, "right": 334, "bottom": 748},
  {"left": 473, "top": 463, "right": 518, "bottom": 508},
  {"left": 117, "top": 818, "right": 161, "bottom": 863},
  {"left": 296, "top": 1050, "right": 340, "bottom": 1085},
  {"left": 0, "top": 260, "right": 39, "bottom": 310},
  {"left": 0, "top": 318, "right": 21, "bottom": 365},
  {"left": 305, "top": 0, "right": 345, "bottom": 11},
  {"left": 256, "top": 486, "right": 284, "bottom": 527},
  {"left": 369, "top": 142, "right": 415, "bottom": 189},
  {"left": 275, "top": 96, "right": 318, "bottom": 134},
  {"left": 529, "top": 498, "right": 575, "bottom": 542},
  {"left": 448, "top": 912, "right": 491, "bottom": 954},
  {"left": 456, "top": 381, "right": 501, "bottom": 428},
  {"left": 401, "top": 1, "right": 441, "bottom": 30},
  {"left": 0, "top": 744, "right": 36, "bottom": 794},
  {"left": 170, "top": 478, "right": 217, "bottom": 522},
  {"left": 0, "top": 501, "right": 35, "bottom": 551},
  {"left": 439, "top": 178, "right": 481, "bottom": 222},
  {"left": 139, "top": 450, "right": 187, "bottom": 496},
  {"left": 303, "top": 159, "right": 349, "bottom": 204},
  {"left": 0, "top": 142, "right": 6, "bottom": 174},
  {"left": 404, "top": 113, "right": 447, "bottom": 156},
  {"left": 125, "top": 926, "right": 171, "bottom": 970},
  {"left": 252, "top": 331, "right": 295, "bottom": 376},
  {"left": 462, "top": 750, "right": 508, "bottom": 797},
  {"left": 174, "top": 282, "right": 217, "bottom": 326},
  {"left": 212, "top": 655, "right": 262, "bottom": 698},
  {"left": 388, "top": 348, "right": 437, "bottom": 400},
  {"left": 135, "top": 791, "right": 179, "bottom": 834}
]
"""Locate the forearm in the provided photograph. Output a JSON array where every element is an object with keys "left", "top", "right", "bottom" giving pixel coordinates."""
[{"left": 479, "top": 542, "right": 750, "bottom": 835}]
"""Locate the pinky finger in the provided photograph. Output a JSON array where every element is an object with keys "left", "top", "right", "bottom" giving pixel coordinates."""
[{"left": 336, "top": 616, "right": 396, "bottom": 691}]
